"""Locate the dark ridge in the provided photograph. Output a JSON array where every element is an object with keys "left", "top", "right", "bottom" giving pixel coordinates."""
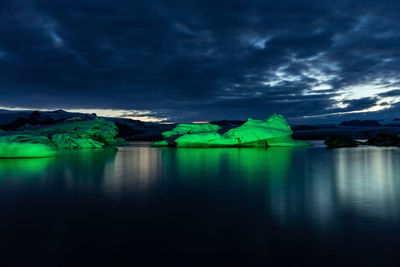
[
  {"left": 292, "top": 125, "right": 320, "bottom": 131},
  {"left": 210, "top": 120, "right": 246, "bottom": 126},
  {"left": 366, "top": 133, "right": 400, "bottom": 146},
  {"left": 127, "top": 134, "right": 164, "bottom": 141},
  {"left": 115, "top": 122, "right": 144, "bottom": 138},
  {"left": 384, "top": 123, "right": 400, "bottom": 127},
  {"left": 324, "top": 136, "right": 360, "bottom": 148},
  {"left": 0, "top": 110, "right": 65, "bottom": 131},
  {"left": 340, "top": 120, "right": 381, "bottom": 127}
]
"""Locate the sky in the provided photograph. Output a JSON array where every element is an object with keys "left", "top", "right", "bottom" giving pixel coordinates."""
[{"left": 0, "top": 0, "right": 400, "bottom": 122}]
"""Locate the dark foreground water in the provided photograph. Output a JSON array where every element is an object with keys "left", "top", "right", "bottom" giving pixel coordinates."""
[{"left": 1, "top": 142, "right": 400, "bottom": 266}]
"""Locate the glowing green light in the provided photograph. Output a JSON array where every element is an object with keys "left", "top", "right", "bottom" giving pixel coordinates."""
[
  {"left": 0, "top": 141, "right": 57, "bottom": 158},
  {"left": 0, "top": 135, "right": 57, "bottom": 158},
  {"left": 160, "top": 146, "right": 294, "bottom": 183},
  {"left": 162, "top": 123, "right": 221, "bottom": 139},
  {"left": 0, "top": 157, "right": 54, "bottom": 175},
  {"left": 0, "top": 118, "right": 124, "bottom": 158},
  {"left": 153, "top": 114, "right": 309, "bottom": 147}
]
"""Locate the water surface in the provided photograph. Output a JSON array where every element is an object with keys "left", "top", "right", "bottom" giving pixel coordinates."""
[{"left": 1, "top": 142, "right": 400, "bottom": 266}]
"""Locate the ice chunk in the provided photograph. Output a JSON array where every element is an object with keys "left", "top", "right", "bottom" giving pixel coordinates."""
[{"left": 153, "top": 114, "right": 309, "bottom": 148}]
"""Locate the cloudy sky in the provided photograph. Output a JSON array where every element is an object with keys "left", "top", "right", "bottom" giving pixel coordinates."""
[{"left": 1, "top": 0, "right": 400, "bottom": 122}]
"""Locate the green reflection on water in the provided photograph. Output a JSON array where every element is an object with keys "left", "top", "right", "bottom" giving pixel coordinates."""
[
  {"left": 160, "top": 147, "right": 294, "bottom": 184},
  {"left": 0, "top": 148, "right": 117, "bottom": 183},
  {"left": 58, "top": 148, "right": 117, "bottom": 168},
  {"left": 2, "top": 144, "right": 400, "bottom": 225},
  {"left": 0, "top": 157, "right": 54, "bottom": 177},
  {"left": 56, "top": 148, "right": 118, "bottom": 187}
]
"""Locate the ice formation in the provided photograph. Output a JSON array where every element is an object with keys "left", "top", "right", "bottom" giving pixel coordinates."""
[
  {"left": 152, "top": 114, "right": 308, "bottom": 147},
  {"left": 0, "top": 118, "right": 125, "bottom": 158}
]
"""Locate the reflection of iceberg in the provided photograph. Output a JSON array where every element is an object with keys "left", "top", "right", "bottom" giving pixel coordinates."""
[
  {"left": 0, "top": 157, "right": 54, "bottom": 178},
  {"left": 161, "top": 147, "right": 293, "bottom": 183},
  {"left": 0, "top": 148, "right": 118, "bottom": 191},
  {"left": 55, "top": 148, "right": 118, "bottom": 194},
  {"left": 153, "top": 114, "right": 308, "bottom": 147}
]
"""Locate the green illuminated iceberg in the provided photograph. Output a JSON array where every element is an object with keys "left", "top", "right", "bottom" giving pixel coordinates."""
[
  {"left": 162, "top": 123, "right": 221, "bottom": 139},
  {"left": 0, "top": 135, "right": 57, "bottom": 158},
  {"left": 0, "top": 118, "right": 125, "bottom": 158},
  {"left": 152, "top": 114, "right": 308, "bottom": 147}
]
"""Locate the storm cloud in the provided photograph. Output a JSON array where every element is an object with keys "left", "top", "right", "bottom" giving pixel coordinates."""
[{"left": 1, "top": 0, "right": 400, "bottom": 122}]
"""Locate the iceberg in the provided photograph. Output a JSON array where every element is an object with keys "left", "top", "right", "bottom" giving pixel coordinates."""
[
  {"left": 162, "top": 123, "right": 221, "bottom": 139},
  {"left": 0, "top": 118, "right": 125, "bottom": 158},
  {"left": 152, "top": 114, "right": 308, "bottom": 147},
  {"left": 0, "top": 135, "right": 57, "bottom": 158}
]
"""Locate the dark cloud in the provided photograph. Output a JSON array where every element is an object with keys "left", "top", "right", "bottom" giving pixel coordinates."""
[
  {"left": 343, "top": 97, "right": 379, "bottom": 111},
  {"left": 0, "top": 0, "right": 400, "bottom": 121},
  {"left": 379, "top": 89, "right": 400, "bottom": 97}
]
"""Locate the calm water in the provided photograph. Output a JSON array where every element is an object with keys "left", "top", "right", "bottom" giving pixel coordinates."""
[{"left": 1, "top": 142, "right": 400, "bottom": 266}]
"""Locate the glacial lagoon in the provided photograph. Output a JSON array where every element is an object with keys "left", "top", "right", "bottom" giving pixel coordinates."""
[{"left": 1, "top": 142, "right": 400, "bottom": 265}]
